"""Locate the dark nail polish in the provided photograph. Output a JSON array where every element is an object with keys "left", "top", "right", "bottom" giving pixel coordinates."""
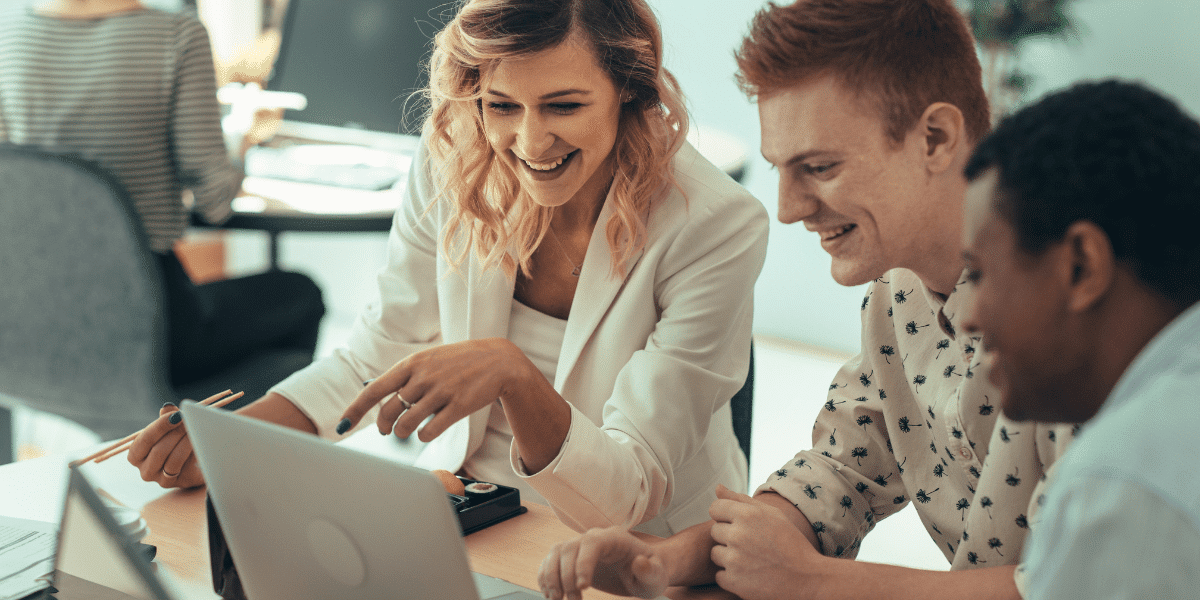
[
  {"left": 162, "top": 401, "right": 176, "bottom": 409},
  {"left": 362, "top": 378, "right": 375, "bottom": 387},
  {"left": 336, "top": 418, "right": 352, "bottom": 435},
  {"left": 168, "top": 412, "right": 182, "bottom": 425}
]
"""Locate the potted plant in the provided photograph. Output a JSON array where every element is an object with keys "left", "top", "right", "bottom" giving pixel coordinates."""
[{"left": 963, "top": 0, "right": 1078, "bottom": 119}]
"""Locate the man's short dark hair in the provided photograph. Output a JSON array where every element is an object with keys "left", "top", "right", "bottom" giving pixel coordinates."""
[{"left": 965, "top": 79, "right": 1200, "bottom": 307}]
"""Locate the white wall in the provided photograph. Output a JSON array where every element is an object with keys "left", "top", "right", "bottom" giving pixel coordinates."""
[{"left": 1018, "top": 0, "right": 1200, "bottom": 118}]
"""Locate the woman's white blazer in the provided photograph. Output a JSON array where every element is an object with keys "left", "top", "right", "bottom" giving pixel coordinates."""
[{"left": 273, "top": 137, "right": 769, "bottom": 534}]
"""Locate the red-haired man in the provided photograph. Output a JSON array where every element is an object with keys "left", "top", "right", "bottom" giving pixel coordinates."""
[{"left": 538, "top": 1, "right": 1072, "bottom": 599}]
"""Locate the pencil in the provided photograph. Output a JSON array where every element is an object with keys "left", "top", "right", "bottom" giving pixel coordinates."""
[
  {"left": 90, "top": 391, "right": 245, "bottom": 464},
  {"left": 68, "top": 389, "right": 239, "bottom": 467}
]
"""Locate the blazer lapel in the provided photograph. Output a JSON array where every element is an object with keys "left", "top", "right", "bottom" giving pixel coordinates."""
[
  {"left": 416, "top": 250, "right": 514, "bottom": 472},
  {"left": 465, "top": 250, "right": 516, "bottom": 341},
  {"left": 555, "top": 191, "right": 644, "bottom": 390}
]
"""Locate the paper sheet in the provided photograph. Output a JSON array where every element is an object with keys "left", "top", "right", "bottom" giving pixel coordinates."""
[{"left": 0, "top": 516, "right": 56, "bottom": 600}]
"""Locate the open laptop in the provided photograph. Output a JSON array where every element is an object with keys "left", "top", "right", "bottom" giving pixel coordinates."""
[
  {"left": 181, "top": 401, "right": 543, "bottom": 600},
  {"left": 31, "top": 466, "right": 179, "bottom": 600}
]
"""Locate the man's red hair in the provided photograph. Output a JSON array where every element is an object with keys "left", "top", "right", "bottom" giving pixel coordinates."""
[{"left": 736, "top": 0, "right": 991, "bottom": 144}]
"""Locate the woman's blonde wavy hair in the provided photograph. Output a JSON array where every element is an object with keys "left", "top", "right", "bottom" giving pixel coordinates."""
[{"left": 422, "top": 0, "right": 688, "bottom": 279}]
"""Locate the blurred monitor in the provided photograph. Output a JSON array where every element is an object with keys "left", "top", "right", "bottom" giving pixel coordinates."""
[{"left": 268, "top": 0, "right": 444, "bottom": 138}]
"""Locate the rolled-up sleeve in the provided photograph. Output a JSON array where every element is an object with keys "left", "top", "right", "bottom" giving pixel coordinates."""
[{"left": 755, "top": 346, "right": 904, "bottom": 558}]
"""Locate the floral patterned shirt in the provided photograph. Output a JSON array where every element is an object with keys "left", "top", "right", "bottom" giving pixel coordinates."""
[{"left": 756, "top": 268, "right": 1076, "bottom": 575}]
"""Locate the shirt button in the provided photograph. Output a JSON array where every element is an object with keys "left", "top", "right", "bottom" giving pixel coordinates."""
[{"left": 959, "top": 447, "right": 973, "bottom": 461}]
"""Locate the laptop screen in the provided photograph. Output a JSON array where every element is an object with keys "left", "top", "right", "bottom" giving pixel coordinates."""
[{"left": 52, "top": 468, "right": 172, "bottom": 600}]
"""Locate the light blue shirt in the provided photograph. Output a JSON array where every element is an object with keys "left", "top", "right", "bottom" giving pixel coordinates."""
[{"left": 1019, "top": 301, "right": 1200, "bottom": 599}]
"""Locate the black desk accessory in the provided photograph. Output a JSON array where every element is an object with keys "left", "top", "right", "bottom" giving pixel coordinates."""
[{"left": 452, "top": 478, "right": 528, "bottom": 536}]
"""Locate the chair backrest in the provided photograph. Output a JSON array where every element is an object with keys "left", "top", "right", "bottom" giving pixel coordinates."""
[
  {"left": 0, "top": 144, "right": 173, "bottom": 441},
  {"left": 730, "top": 342, "right": 754, "bottom": 463},
  {"left": 0, "top": 405, "right": 11, "bottom": 464}
]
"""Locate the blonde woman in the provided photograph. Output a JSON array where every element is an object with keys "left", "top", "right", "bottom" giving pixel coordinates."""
[{"left": 130, "top": 0, "right": 768, "bottom": 536}]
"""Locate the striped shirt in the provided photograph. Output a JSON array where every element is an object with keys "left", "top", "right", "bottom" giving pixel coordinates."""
[{"left": 0, "top": 6, "right": 238, "bottom": 253}]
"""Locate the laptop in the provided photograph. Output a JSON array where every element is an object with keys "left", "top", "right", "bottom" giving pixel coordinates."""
[
  {"left": 181, "top": 401, "right": 543, "bottom": 600},
  {"left": 34, "top": 466, "right": 179, "bottom": 600}
]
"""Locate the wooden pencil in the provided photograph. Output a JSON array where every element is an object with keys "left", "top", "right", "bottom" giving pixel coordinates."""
[
  {"left": 90, "top": 390, "right": 245, "bottom": 464},
  {"left": 90, "top": 388, "right": 246, "bottom": 463},
  {"left": 68, "top": 389, "right": 238, "bottom": 467}
]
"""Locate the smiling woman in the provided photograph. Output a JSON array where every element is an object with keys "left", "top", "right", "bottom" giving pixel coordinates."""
[
  {"left": 126, "top": 0, "right": 769, "bottom": 538},
  {"left": 427, "top": 0, "right": 688, "bottom": 284},
  {"left": 481, "top": 40, "right": 621, "bottom": 213}
]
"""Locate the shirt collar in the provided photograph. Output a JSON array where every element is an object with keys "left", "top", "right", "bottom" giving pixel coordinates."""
[
  {"left": 918, "top": 268, "right": 972, "bottom": 340},
  {"left": 1095, "top": 300, "right": 1200, "bottom": 419}
]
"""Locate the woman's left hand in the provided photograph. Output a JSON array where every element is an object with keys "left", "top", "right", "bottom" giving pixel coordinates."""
[{"left": 338, "top": 338, "right": 535, "bottom": 441}]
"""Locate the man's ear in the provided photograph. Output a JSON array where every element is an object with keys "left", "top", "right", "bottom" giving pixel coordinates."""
[
  {"left": 1062, "top": 221, "right": 1115, "bottom": 313},
  {"left": 920, "top": 102, "right": 966, "bottom": 174}
]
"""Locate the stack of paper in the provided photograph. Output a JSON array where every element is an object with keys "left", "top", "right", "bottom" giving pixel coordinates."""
[{"left": 0, "top": 516, "right": 55, "bottom": 600}]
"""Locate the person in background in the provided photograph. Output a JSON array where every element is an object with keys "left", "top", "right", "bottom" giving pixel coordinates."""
[
  {"left": 128, "top": 0, "right": 769, "bottom": 538},
  {"left": 961, "top": 79, "right": 1200, "bottom": 600},
  {"left": 538, "top": 1, "right": 1074, "bottom": 599},
  {"left": 0, "top": 0, "right": 326, "bottom": 396}
]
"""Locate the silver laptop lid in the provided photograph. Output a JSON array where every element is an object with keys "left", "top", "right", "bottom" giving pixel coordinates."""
[{"left": 182, "top": 401, "right": 487, "bottom": 600}]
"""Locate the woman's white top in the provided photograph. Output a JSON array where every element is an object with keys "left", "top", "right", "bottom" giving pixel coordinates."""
[{"left": 463, "top": 299, "right": 567, "bottom": 505}]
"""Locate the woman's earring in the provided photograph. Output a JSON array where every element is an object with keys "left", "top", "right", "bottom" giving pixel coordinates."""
[{"left": 621, "top": 92, "right": 634, "bottom": 104}]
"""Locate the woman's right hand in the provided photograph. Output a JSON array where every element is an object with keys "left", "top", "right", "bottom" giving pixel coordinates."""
[
  {"left": 127, "top": 403, "right": 205, "bottom": 489},
  {"left": 538, "top": 526, "right": 669, "bottom": 600},
  {"left": 124, "top": 393, "right": 316, "bottom": 489}
]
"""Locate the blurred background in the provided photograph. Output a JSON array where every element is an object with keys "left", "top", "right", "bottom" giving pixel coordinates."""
[{"left": 5, "top": 0, "right": 1197, "bottom": 571}]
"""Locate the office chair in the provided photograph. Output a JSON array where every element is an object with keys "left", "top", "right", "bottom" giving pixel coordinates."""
[
  {"left": 0, "top": 405, "right": 10, "bottom": 465},
  {"left": 0, "top": 145, "right": 311, "bottom": 461},
  {"left": 730, "top": 342, "right": 755, "bottom": 464}
]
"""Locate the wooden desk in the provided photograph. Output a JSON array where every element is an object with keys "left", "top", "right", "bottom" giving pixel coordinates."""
[
  {"left": 189, "top": 193, "right": 395, "bottom": 270},
  {"left": 0, "top": 455, "right": 735, "bottom": 600}
]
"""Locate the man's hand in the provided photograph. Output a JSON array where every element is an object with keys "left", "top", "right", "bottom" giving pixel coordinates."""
[
  {"left": 538, "top": 526, "right": 669, "bottom": 600},
  {"left": 709, "top": 485, "right": 826, "bottom": 600}
]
